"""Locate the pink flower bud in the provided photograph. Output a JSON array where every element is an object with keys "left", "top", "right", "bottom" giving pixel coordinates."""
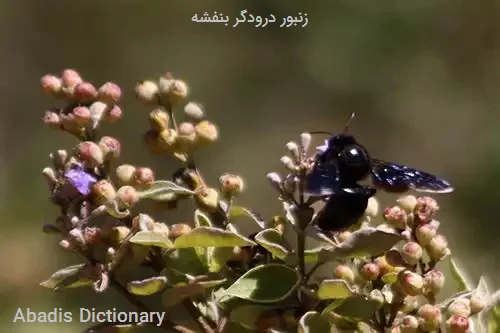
[
  {"left": 41, "top": 74, "right": 63, "bottom": 96},
  {"left": 61, "top": 69, "right": 82, "bottom": 87},
  {"left": 133, "top": 167, "right": 155, "bottom": 188},
  {"left": 397, "top": 195, "right": 418, "bottom": 212},
  {"left": 423, "top": 269, "right": 445, "bottom": 295},
  {"left": 104, "top": 105, "right": 123, "bottom": 124},
  {"left": 184, "top": 102, "right": 204, "bottom": 120},
  {"left": 76, "top": 141, "right": 104, "bottom": 167},
  {"left": 69, "top": 228, "right": 86, "bottom": 248},
  {"left": 116, "top": 185, "right": 139, "bottom": 208},
  {"left": 427, "top": 234, "right": 450, "bottom": 262},
  {"left": 401, "top": 242, "right": 423, "bottom": 266},
  {"left": 360, "top": 262, "right": 380, "bottom": 281},
  {"left": 399, "top": 315, "right": 419, "bottom": 333},
  {"left": 132, "top": 214, "right": 155, "bottom": 231},
  {"left": 91, "top": 179, "right": 117, "bottom": 205},
  {"left": 170, "top": 223, "right": 192, "bottom": 239},
  {"left": 448, "top": 298, "right": 471, "bottom": 317},
  {"left": 159, "top": 78, "right": 189, "bottom": 105},
  {"left": 334, "top": 264, "right": 355, "bottom": 284},
  {"left": 219, "top": 173, "right": 245, "bottom": 197},
  {"left": 98, "top": 136, "right": 121, "bottom": 160},
  {"left": 415, "top": 223, "right": 437, "bottom": 247},
  {"left": 398, "top": 270, "right": 424, "bottom": 296},
  {"left": 43, "top": 110, "right": 61, "bottom": 129},
  {"left": 135, "top": 80, "right": 159, "bottom": 104},
  {"left": 194, "top": 120, "right": 218, "bottom": 145},
  {"left": 383, "top": 205, "right": 407, "bottom": 229},
  {"left": 414, "top": 196, "right": 439, "bottom": 223},
  {"left": 446, "top": 315, "right": 470, "bottom": 333},
  {"left": 98, "top": 82, "right": 122, "bottom": 104},
  {"left": 71, "top": 106, "right": 91, "bottom": 126},
  {"left": 73, "top": 81, "right": 98, "bottom": 102},
  {"left": 417, "top": 304, "right": 442, "bottom": 331},
  {"left": 116, "top": 164, "right": 136, "bottom": 185}
]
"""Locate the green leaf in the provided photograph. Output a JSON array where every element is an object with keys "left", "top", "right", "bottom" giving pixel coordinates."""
[
  {"left": 127, "top": 276, "right": 168, "bottom": 296},
  {"left": 321, "top": 299, "right": 344, "bottom": 316},
  {"left": 318, "top": 227, "right": 404, "bottom": 262},
  {"left": 298, "top": 311, "right": 331, "bottom": 333},
  {"left": 40, "top": 264, "right": 93, "bottom": 290},
  {"left": 448, "top": 257, "right": 472, "bottom": 292},
  {"left": 162, "top": 283, "right": 205, "bottom": 309},
  {"left": 487, "top": 305, "right": 500, "bottom": 333},
  {"left": 137, "top": 180, "right": 194, "bottom": 201},
  {"left": 229, "top": 304, "right": 272, "bottom": 330},
  {"left": 221, "top": 264, "right": 300, "bottom": 303},
  {"left": 129, "top": 230, "right": 173, "bottom": 248},
  {"left": 328, "top": 294, "right": 381, "bottom": 321},
  {"left": 208, "top": 247, "right": 235, "bottom": 273},
  {"left": 186, "top": 274, "right": 227, "bottom": 289},
  {"left": 228, "top": 205, "right": 265, "bottom": 229},
  {"left": 174, "top": 227, "right": 256, "bottom": 248},
  {"left": 254, "top": 229, "right": 290, "bottom": 260},
  {"left": 164, "top": 248, "right": 207, "bottom": 281},
  {"left": 284, "top": 202, "right": 314, "bottom": 228},
  {"left": 381, "top": 272, "right": 398, "bottom": 285},
  {"left": 194, "top": 209, "right": 213, "bottom": 227},
  {"left": 317, "top": 279, "right": 354, "bottom": 300}
]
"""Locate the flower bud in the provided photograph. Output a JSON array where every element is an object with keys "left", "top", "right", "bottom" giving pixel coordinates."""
[
  {"left": 50, "top": 150, "right": 69, "bottom": 170},
  {"left": 426, "top": 234, "right": 450, "bottom": 262},
  {"left": 69, "top": 228, "right": 86, "bottom": 248},
  {"left": 157, "top": 129, "right": 179, "bottom": 152},
  {"left": 448, "top": 298, "right": 471, "bottom": 317},
  {"left": 415, "top": 223, "right": 437, "bottom": 247},
  {"left": 401, "top": 230, "right": 412, "bottom": 241},
  {"left": 73, "top": 81, "right": 98, "bottom": 102},
  {"left": 143, "top": 130, "right": 163, "bottom": 154},
  {"left": 61, "top": 69, "right": 82, "bottom": 87},
  {"left": 374, "top": 255, "right": 396, "bottom": 275},
  {"left": 365, "top": 197, "right": 379, "bottom": 217},
  {"left": 135, "top": 80, "right": 159, "bottom": 104},
  {"left": 446, "top": 315, "right": 470, "bottom": 333},
  {"left": 334, "top": 264, "right": 355, "bottom": 284},
  {"left": 399, "top": 315, "right": 419, "bottom": 333},
  {"left": 177, "top": 122, "right": 197, "bottom": 150},
  {"left": 417, "top": 304, "right": 442, "bottom": 331},
  {"left": 184, "top": 102, "right": 204, "bottom": 120},
  {"left": 162, "top": 79, "right": 189, "bottom": 104},
  {"left": 132, "top": 214, "right": 155, "bottom": 231},
  {"left": 423, "top": 269, "right": 445, "bottom": 296},
  {"left": 42, "top": 167, "right": 58, "bottom": 189},
  {"left": 76, "top": 141, "right": 104, "bottom": 167},
  {"left": 360, "top": 263, "right": 380, "bottom": 281},
  {"left": 369, "top": 289, "right": 385, "bottom": 307},
  {"left": 401, "top": 242, "right": 423, "bottom": 266},
  {"left": 397, "top": 195, "right": 418, "bottom": 212},
  {"left": 41, "top": 74, "right": 63, "bottom": 97},
  {"left": 149, "top": 108, "right": 170, "bottom": 132},
  {"left": 266, "top": 172, "right": 283, "bottom": 193},
  {"left": 104, "top": 105, "right": 122, "bottom": 124},
  {"left": 194, "top": 120, "right": 218, "bottom": 145},
  {"left": 98, "top": 82, "right": 121, "bottom": 104},
  {"left": 414, "top": 196, "right": 439, "bottom": 223},
  {"left": 59, "top": 239, "right": 74, "bottom": 251},
  {"left": 169, "top": 223, "right": 192, "bottom": 239},
  {"left": 91, "top": 180, "right": 116, "bottom": 205},
  {"left": 280, "top": 155, "right": 297, "bottom": 171},
  {"left": 132, "top": 167, "right": 155, "bottom": 189},
  {"left": 401, "top": 296, "right": 419, "bottom": 313},
  {"left": 219, "top": 173, "right": 244, "bottom": 197},
  {"left": 43, "top": 110, "right": 62, "bottom": 129},
  {"left": 84, "top": 227, "right": 101, "bottom": 245},
  {"left": 98, "top": 136, "right": 121, "bottom": 160},
  {"left": 115, "top": 164, "right": 136, "bottom": 185},
  {"left": 195, "top": 188, "right": 220, "bottom": 213},
  {"left": 398, "top": 271, "right": 424, "bottom": 296},
  {"left": 337, "top": 230, "right": 351, "bottom": 243},
  {"left": 300, "top": 132, "right": 312, "bottom": 155},
  {"left": 71, "top": 106, "right": 91, "bottom": 126},
  {"left": 285, "top": 141, "right": 300, "bottom": 162},
  {"left": 383, "top": 205, "right": 407, "bottom": 229},
  {"left": 469, "top": 294, "right": 486, "bottom": 315},
  {"left": 116, "top": 186, "right": 139, "bottom": 208},
  {"left": 153, "top": 222, "right": 170, "bottom": 237},
  {"left": 385, "top": 249, "right": 407, "bottom": 268}
]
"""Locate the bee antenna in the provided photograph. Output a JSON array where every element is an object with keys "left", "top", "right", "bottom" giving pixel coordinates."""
[
  {"left": 308, "top": 131, "right": 333, "bottom": 136},
  {"left": 342, "top": 112, "right": 356, "bottom": 134}
]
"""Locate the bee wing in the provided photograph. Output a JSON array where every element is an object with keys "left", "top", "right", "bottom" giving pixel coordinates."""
[{"left": 370, "top": 158, "right": 454, "bottom": 193}]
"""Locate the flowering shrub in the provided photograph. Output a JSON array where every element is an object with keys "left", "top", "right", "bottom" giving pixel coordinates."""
[{"left": 39, "top": 69, "right": 500, "bottom": 333}]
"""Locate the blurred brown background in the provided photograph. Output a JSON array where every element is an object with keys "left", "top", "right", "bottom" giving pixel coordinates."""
[{"left": 0, "top": 0, "right": 499, "bottom": 332}]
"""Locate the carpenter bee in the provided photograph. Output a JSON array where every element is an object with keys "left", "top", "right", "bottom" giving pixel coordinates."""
[{"left": 306, "top": 113, "right": 453, "bottom": 232}]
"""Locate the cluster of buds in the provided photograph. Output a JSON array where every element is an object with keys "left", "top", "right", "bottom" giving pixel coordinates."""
[
  {"left": 41, "top": 69, "right": 122, "bottom": 139},
  {"left": 136, "top": 73, "right": 218, "bottom": 157}
]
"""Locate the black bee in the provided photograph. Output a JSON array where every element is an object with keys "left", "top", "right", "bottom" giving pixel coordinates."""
[{"left": 306, "top": 113, "right": 453, "bottom": 232}]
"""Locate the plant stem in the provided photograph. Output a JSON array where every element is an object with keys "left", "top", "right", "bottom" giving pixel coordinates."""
[{"left": 297, "top": 229, "right": 306, "bottom": 281}]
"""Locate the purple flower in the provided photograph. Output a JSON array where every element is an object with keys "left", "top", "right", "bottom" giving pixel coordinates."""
[{"left": 64, "top": 166, "right": 97, "bottom": 195}]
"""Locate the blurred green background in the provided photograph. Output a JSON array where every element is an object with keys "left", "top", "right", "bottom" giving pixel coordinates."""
[{"left": 0, "top": 0, "right": 499, "bottom": 332}]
